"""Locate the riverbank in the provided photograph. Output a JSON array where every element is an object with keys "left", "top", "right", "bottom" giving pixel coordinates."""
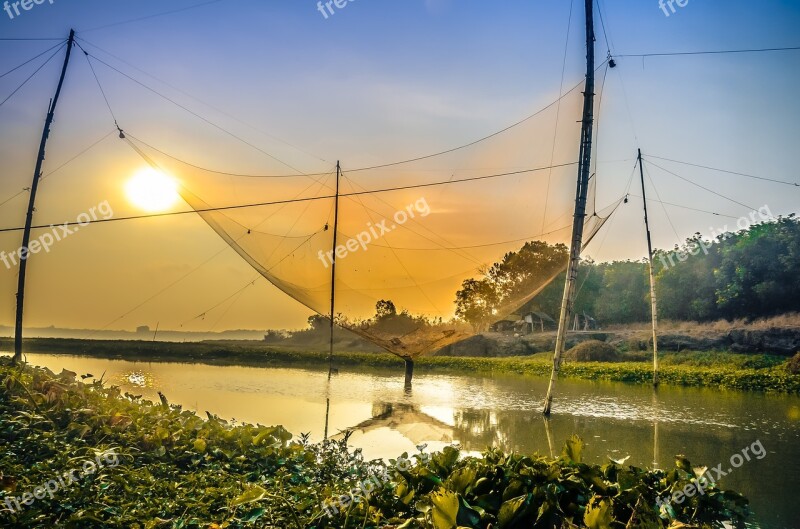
[
  {"left": 0, "top": 359, "right": 751, "bottom": 528},
  {"left": 3, "top": 337, "right": 799, "bottom": 393}
]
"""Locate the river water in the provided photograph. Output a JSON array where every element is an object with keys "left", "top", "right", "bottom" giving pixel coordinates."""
[{"left": 13, "top": 353, "right": 800, "bottom": 528}]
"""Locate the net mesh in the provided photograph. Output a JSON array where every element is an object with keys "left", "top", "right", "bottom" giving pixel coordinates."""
[{"left": 124, "top": 85, "right": 615, "bottom": 359}]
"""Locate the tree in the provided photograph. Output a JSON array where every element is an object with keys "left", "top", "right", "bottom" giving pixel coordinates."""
[
  {"left": 308, "top": 314, "right": 328, "bottom": 331},
  {"left": 484, "top": 241, "right": 568, "bottom": 303},
  {"left": 454, "top": 278, "right": 500, "bottom": 332},
  {"left": 654, "top": 235, "right": 720, "bottom": 321},
  {"left": 525, "top": 259, "right": 600, "bottom": 318},
  {"left": 375, "top": 300, "right": 397, "bottom": 320},
  {"left": 715, "top": 216, "right": 800, "bottom": 318},
  {"left": 593, "top": 261, "right": 650, "bottom": 324},
  {"left": 455, "top": 241, "right": 568, "bottom": 330}
]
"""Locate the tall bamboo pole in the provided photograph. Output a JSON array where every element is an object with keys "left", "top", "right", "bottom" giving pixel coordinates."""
[
  {"left": 638, "top": 149, "right": 659, "bottom": 386},
  {"left": 14, "top": 30, "right": 76, "bottom": 365},
  {"left": 324, "top": 162, "right": 341, "bottom": 440},
  {"left": 542, "top": 1, "right": 596, "bottom": 415}
]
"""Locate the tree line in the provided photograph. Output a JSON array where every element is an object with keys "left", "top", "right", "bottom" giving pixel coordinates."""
[{"left": 454, "top": 215, "right": 800, "bottom": 327}]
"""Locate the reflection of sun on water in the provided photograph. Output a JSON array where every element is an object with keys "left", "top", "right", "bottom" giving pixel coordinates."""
[
  {"left": 125, "top": 168, "right": 180, "bottom": 212},
  {"left": 121, "top": 371, "right": 154, "bottom": 388}
]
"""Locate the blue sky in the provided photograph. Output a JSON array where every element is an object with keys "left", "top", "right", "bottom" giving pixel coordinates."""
[{"left": 0, "top": 0, "right": 799, "bottom": 332}]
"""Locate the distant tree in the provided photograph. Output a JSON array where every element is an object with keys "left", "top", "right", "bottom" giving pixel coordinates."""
[
  {"left": 519, "top": 259, "right": 600, "bottom": 320},
  {"left": 375, "top": 300, "right": 397, "bottom": 320},
  {"left": 308, "top": 314, "right": 328, "bottom": 331},
  {"left": 715, "top": 216, "right": 800, "bottom": 318},
  {"left": 484, "top": 241, "right": 568, "bottom": 303},
  {"left": 654, "top": 235, "right": 720, "bottom": 321},
  {"left": 593, "top": 261, "right": 650, "bottom": 324},
  {"left": 454, "top": 278, "right": 500, "bottom": 332},
  {"left": 465, "top": 217, "right": 800, "bottom": 327},
  {"left": 455, "top": 241, "right": 568, "bottom": 330},
  {"left": 573, "top": 259, "right": 603, "bottom": 316}
]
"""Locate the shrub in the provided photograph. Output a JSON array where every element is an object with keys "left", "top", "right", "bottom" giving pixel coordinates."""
[
  {"left": 786, "top": 352, "right": 800, "bottom": 374},
  {"left": 563, "top": 340, "right": 619, "bottom": 362},
  {"left": 0, "top": 360, "right": 752, "bottom": 528}
]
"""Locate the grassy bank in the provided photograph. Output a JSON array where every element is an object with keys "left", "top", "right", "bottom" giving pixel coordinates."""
[
  {"left": 3, "top": 337, "right": 799, "bottom": 393},
  {"left": 0, "top": 360, "right": 751, "bottom": 528}
]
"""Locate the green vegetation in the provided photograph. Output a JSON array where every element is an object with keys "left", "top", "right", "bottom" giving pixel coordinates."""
[
  {"left": 787, "top": 352, "right": 800, "bottom": 375},
  {"left": 0, "top": 360, "right": 751, "bottom": 528},
  {"left": 4, "top": 337, "right": 799, "bottom": 393},
  {"left": 456, "top": 216, "right": 800, "bottom": 326},
  {"left": 455, "top": 241, "right": 568, "bottom": 331}
]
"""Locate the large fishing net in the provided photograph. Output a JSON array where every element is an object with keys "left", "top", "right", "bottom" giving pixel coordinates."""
[{"left": 123, "top": 83, "right": 616, "bottom": 360}]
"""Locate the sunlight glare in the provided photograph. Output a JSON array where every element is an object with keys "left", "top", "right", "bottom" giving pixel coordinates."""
[{"left": 125, "top": 168, "right": 180, "bottom": 212}]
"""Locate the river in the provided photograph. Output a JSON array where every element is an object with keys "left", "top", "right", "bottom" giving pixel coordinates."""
[{"left": 12, "top": 353, "right": 800, "bottom": 528}]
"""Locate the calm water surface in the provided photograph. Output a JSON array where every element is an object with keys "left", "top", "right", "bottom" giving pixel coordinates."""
[{"left": 12, "top": 353, "right": 800, "bottom": 529}]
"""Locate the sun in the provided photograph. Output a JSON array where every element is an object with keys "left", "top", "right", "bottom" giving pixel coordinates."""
[{"left": 125, "top": 168, "right": 180, "bottom": 212}]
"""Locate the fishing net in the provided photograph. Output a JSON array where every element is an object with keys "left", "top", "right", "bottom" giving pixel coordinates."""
[{"left": 123, "top": 84, "right": 616, "bottom": 360}]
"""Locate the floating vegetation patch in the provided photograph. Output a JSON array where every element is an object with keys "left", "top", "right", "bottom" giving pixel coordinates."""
[{"left": 0, "top": 359, "right": 751, "bottom": 528}]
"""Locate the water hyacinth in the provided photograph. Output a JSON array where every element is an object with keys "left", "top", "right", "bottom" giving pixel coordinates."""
[{"left": 0, "top": 359, "right": 749, "bottom": 528}]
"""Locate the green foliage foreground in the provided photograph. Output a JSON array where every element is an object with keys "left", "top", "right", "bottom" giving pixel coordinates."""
[{"left": 0, "top": 360, "right": 750, "bottom": 528}]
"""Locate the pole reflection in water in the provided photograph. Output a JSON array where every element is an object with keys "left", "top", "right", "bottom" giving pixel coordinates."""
[{"left": 543, "top": 415, "right": 555, "bottom": 458}]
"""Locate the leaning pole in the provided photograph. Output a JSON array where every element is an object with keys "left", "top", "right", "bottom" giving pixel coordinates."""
[
  {"left": 542, "top": 1, "right": 595, "bottom": 415},
  {"left": 637, "top": 149, "right": 660, "bottom": 386},
  {"left": 13, "top": 29, "right": 76, "bottom": 365}
]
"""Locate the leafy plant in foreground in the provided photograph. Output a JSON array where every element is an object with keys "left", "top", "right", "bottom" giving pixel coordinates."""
[{"left": 0, "top": 359, "right": 750, "bottom": 528}]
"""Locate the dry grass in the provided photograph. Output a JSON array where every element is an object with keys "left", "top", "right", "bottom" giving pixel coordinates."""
[
  {"left": 605, "top": 313, "right": 800, "bottom": 333},
  {"left": 563, "top": 340, "right": 618, "bottom": 362}
]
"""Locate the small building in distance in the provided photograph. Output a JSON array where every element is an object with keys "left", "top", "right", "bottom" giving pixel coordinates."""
[
  {"left": 490, "top": 312, "right": 558, "bottom": 334},
  {"left": 522, "top": 311, "right": 557, "bottom": 333},
  {"left": 489, "top": 319, "right": 518, "bottom": 333}
]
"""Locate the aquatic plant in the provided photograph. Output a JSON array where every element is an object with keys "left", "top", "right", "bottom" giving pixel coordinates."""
[{"left": 0, "top": 359, "right": 752, "bottom": 528}]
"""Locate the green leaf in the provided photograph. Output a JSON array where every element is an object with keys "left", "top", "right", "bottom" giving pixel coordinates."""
[
  {"left": 193, "top": 438, "right": 207, "bottom": 453},
  {"left": 497, "top": 495, "right": 526, "bottom": 528},
  {"left": 456, "top": 495, "right": 482, "bottom": 527},
  {"left": 561, "top": 434, "right": 584, "bottom": 464},
  {"left": 430, "top": 489, "right": 459, "bottom": 529},
  {"left": 241, "top": 507, "right": 266, "bottom": 522},
  {"left": 584, "top": 497, "right": 613, "bottom": 529},
  {"left": 445, "top": 466, "right": 477, "bottom": 495},
  {"left": 674, "top": 456, "right": 692, "bottom": 473},
  {"left": 231, "top": 485, "right": 267, "bottom": 507}
]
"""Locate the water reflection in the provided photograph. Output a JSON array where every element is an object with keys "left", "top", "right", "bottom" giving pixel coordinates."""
[
  {"left": 11, "top": 353, "right": 799, "bottom": 529},
  {"left": 123, "top": 371, "right": 153, "bottom": 388},
  {"left": 337, "top": 402, "right": 454, "bottom": 445}
]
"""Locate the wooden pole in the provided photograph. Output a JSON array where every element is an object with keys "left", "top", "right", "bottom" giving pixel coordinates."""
[
  {"left": 638, "top": 149, "right": 660, "bottom": 386},
  {"left": 328, "top": 161, "right": 341, "bottom": 377},
  {"left": 543, "top": 0, "right": 595, "bottom": 415},
  {"left": 324, "top": 162, "right": 340, "bottom": 440},
  {"left": 13, "top": 29, "right": 76, "bottom": 365}
]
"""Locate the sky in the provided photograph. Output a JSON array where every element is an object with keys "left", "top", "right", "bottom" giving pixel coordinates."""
[{"left": 0, "top": 0, "right": 799, "bottom": 334}]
